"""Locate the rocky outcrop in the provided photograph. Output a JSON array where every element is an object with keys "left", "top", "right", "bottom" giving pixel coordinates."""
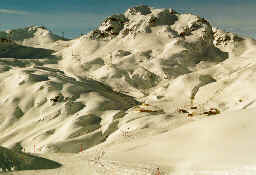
[
  {"left": 87, "top": 5, "right": 179, "bottom": 39},
  {"left": 212, "top": 27, "right": 243, "bottom": 47},
  {"left": 87, "top": 14, "right": 128, "bottom": 40},
  {"left": 125, "top": 5, "right": 152, "bottom": 16},
  {"left": 86, "top": 5, "right": 214, "bottom": 44}
]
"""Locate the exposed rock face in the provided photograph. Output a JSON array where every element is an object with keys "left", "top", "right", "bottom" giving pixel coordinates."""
[
  {"left": 212, "top": 27, "right": 242, "bottom": 46},
  {"left": 213, "top": 27, "right": 231, "bottom": 46},
  {"left": 99, "top": 14, "right": 128, "bottom": 35},
  {"left": 86, "top": 5, "right": 212, "bottom": 43},
  {"left": 121, "top": 8, "right": 178, "bottom": 36},
  {"left": 211, "top": 27, "right": 245, "bottom": 56},
  {"left": 125, "top": 5, "right": 152, "bottom": 16},
  {"left": 87, "top": 6, "right": 179, "bottom": 39},
  {"left": 88, "top": 14, "right": 128, "bottom": 40}
]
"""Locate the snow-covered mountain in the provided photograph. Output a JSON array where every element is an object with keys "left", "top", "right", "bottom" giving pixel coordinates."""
[
  {"left": 0, "top": 25, "right": 70, "bottom": 50},
  {"left": 1, "top": 5, "right": 256, "bottom": 175}
]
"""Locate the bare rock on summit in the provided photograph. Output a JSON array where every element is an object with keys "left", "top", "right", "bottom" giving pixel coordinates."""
[
  {"left": 87, "top": 5, "right": 179, "bottom": 39},
  {"left": 212, "top": 27, "right": 242, "bottom": 46},
  {"left": 88, "top": 14, "right": 128, "bottom": 40},
  {"left": 99, "top": 14, "right": 128, "bottom": 35},
  {"left": 124, "top": 5, "right": 152, "bottom": 17}
]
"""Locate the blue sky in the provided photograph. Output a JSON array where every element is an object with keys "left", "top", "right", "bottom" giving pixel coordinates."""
[{"left": 0, "top": 0, "right": 255, "bottom": 38}]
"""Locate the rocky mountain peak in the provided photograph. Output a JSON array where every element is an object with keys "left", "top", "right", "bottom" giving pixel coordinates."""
[{"left": 86, "top": 5, "right": 212, "bottom": 42}]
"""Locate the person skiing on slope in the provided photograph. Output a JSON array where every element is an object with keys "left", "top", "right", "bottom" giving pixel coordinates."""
[{"left": 155, "top": 168, "right": 160, "bottom": 175}]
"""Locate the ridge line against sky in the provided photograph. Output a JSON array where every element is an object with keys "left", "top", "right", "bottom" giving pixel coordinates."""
[{"left": 0, "top": 0, "right": 255, "bottom": 39}]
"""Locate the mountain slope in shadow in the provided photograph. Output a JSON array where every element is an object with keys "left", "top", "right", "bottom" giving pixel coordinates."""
[{"left": 0, "top": 146, "right": 61, "bottom": 172}]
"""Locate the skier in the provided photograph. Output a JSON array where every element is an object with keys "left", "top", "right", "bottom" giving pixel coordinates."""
[{"left": 155, "top": 168, "right": 160, "bottom": 175}]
